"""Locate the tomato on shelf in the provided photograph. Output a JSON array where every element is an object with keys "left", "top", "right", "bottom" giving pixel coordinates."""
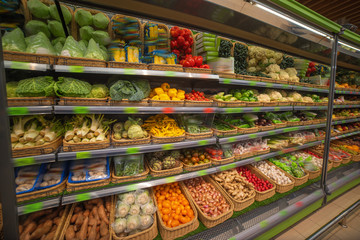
[
  {"left": 237, "top": 167, "right": 274, "bottom": 192},
  {"left": 185, "top": 90, "right": 210, "bottom": 101}
]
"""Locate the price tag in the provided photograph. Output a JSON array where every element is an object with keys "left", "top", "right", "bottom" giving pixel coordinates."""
[
  {"left": 10, "top": 61, "right": 30, "bottom": 70},
  {"left": 8, "top": 107, "right": 29, "bottom": 116},
  {"left": 125, "top": 184, "right": 137, "bottom": 191},
  {"left": 265, "top": 83, "right": 273, "bottom": 87},
  {"left": 197, "top": 170, "right": 208, "bottom": 176},
  {"left": 259, "top": 220, "right": 268, "bottom": 228},
  {"left": 283, "top": 127, "right": 299, "bottom": 133},
  {"left": 268, "top": 130, "right": 276, "bottom": 135},
  {"left": 254, "top": 156, "right": 261, "bottom": 161},
  {"left": 198, "top": 140, "right": 208, "bottom": 146},
  {"left": 249, "top": 81, "right": 257, "bottom": 86},
  {"left": 14, "top": 157, "right": 35, "bottom": 167},
  {"left": 203, "top": 108, "right": 215, "bottom": 113},
  {"left": 162, "top": 107, "right": 174, "bottom": 114},
  {"left": 306, "top": 106, "right": 311, "bottom": 110},
  {"left": 76, "top": 151, "right": 91, "bottom": 159},
  {"left": 274, "top": 107, "right": 281, "bottom": 111},
  {"left": 76, "top": 192, "right": 91, "bottom": 202},
  {"left": 252, "top": 107, "right": 261, "bottom": 112},
  {"left": 228, "top": 237, "right": 236, "bottom": 240},
  {"left": 124, "top": 68, "right": 135, "bottom": 75},
  {"left": 227, "top": 137, "right": 237, "bottom": 143},
  {"left": 126, "top": 147, "right": 139, "bottom": 154},
  {"left": 225, "top": 108, "right": 243, "bottom": 113},
  {"left": 124, "top": 107, "right": 138, "bottom": 114},
  {"left": 73, "top": 106, "right": 89, "bottom": 114},
  {"left": 249, "top": 134, "right": 257, "bottom": 139},
  {"left": 279, "top": 210, "right": 288, "bottom": 216},
  {"left": 295, "top": 201, "right": 303, "bottom": 207},
  {"left": 165, "top": 176, "right": 176, "bottom": 183},
  {"left": 23, "top": 202, "right": 43, "bottom": 214},
  {"left": 223, "top": 78, "right": 232, "bottom": 84},
  {"left": 162, "top": 144, "right": 174, "bottom": 151},
  {"left": 69, "top": 65, "right": 84, "bottom": 73},
  {"left": 219, "top": 163, "right": 236, "bottom": 171},
  {"left": 165, "top": 71, "right": 176, "bottom": 77}
]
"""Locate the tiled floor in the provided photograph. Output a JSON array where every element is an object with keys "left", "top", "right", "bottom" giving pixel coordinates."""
[{"left": 275, "top": 185, "right": 360, "bottom": 240}]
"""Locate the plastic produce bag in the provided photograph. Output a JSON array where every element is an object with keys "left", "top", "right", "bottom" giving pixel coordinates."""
[
  {"left": 25, "top": 20, "right": 51, "bottom": 38},
  {"left": 27, "top": 0, "right": 50, "bottom": 19},
  {"left": 91, "top": 30, "right": 111, "bottom": 46},
  {"left": 54, "top": 42, "right": 63, "bottom": 55},
  {"left": 75, "top": 9, "right": 93, "bottom": 27},
  {"left": 79, "top": 25, "right": 94, "bottom": 41},
  {"left": 49, "top": 4, "right": 71, "bottom": 25},
  {"left": 25, "top": 32, "right": 56, "bottom": 55},
  {"left": 93, "top": 12, "right": 109, "bottom": 29},
  {"left": 113, "top": 156, "right": 125, "bottom": 176},
  {"left": 2, "top": 28, "right": 26, "bottom": 52},
  {"left": 99, "top": 45, "right": 109, "bottom": 61},
  {"left": 79, "top": 39, "right": 88, "bottom": 48},
  {"left": 83, "top": 38, "right": 105, "bottom": 60},
  {"left": 123, "top": 155, "right": 142, "bottom": 176},
  {"left": 61, "top": 36, "right": 83, "bottom": 58},
  {"left": 48, "top": 20, "right": 67, "bottom": 38},
  {"left": 78, "top": 40, "right": 87, "bottom": 54},
  {"left": 51, "top": 36, "right": 66, "bottom": 46}
]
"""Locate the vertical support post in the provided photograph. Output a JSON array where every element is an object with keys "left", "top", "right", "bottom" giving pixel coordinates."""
[
  {"left": 55, "top": 0, "right": 69, "bottom": 37},
  {"left": 320, "top": 32, "right": 341, "bottom": 205},
  {"left": 0, "top": 34, "right": 19, "bottom": 239}
]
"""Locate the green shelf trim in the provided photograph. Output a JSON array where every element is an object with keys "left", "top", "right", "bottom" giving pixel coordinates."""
[{"left": 342, "top": 29, "right": 360, "bottom": 46}]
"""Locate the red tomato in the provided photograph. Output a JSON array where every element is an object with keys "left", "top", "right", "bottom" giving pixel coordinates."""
[
  {"left": 180, "top": 60, "right": 185, "bottom": 65},
  {"left": 194, "top": 56, "right": 203, "bottom": 67},
  {"left": 183, "top": 61, "right": 191, "bottom": 67},
  {"left": 309, "top": 62, "right": 315, "bottom": 68},
  {"left": 172, "top": 49, "right": 180, "bottom": 56},
  {"left": 170, "top": 40, "right": 178, "bottom": 49},
  {"left": 170, "top": 28, "right": 179, "bottom": 38},
  {"left": 183, "top": 29, "right": 191, "bottom": 38},
  {"left": 187, "top": 58, "right": 195, "bottom": 67},
  {"left": 201, "top": 64, "right": 210, "bottom": 69},
  {"left": 185, "top": 47, "right": 192, "bottom": 54},
  {"left": 177, "top": 36, "right": 185, "bottom": 46},
  {"left": 183, "top": 41, "right": 190, "bottom": 50},
  {"left": 188, "top": 37, "right": 194, "bottom": 46}
]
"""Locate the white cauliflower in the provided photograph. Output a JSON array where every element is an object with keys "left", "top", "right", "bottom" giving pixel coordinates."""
[
  {"left": 268, "top": 58, "right": 276, "bottom": 64},
  {"left": 260, "top": 58, "right": 269, "bottom": 66},
  {"left": 248, "top": 46, "right": 256, "bottom": 58},
  {"left": 280, "top": 90, "right": 287, "bottom": 97},
  {"left": 288, "top": 92, "right": 303, "bottom": 102},
  {"left": 303, "top": 96, "right": 313, "bottom": 102},
  {"left": 265, "top": 49, "right": 275, "bottom": 59},
  {"left": 255, "top": 50, "right": 265, "bottom": 60},
  {"left": 247, "top": 67, "right": 256, "bottom": 72},
  {"left": 266, "top": 64, "right": 280, "bottom": 73},
  {"left": 289, "top": 76, "right": 300, "bottom": 82},
  {"left": 257, "top": 94, "right": 271, "bottom": 102},
  {"left": 265, "top": 90, "right": 282, "bottom": 101},
  {"left": 256, "top": 66, "right": 262, "bottom": 71},
  {"left": 268, "top": 72, "right": 280, "bottom": 80},
  {"left": 279, "top": 70, "right": 290, "bottom": 80},
  {"left": 285, "top": 68, "right": 297, "bottom": 77},
  {"left": 248, "top": 58, "right": 257, "bottom": 67},
  {"left": 274, "top": 52, "right": 283, "bottom": 61}
]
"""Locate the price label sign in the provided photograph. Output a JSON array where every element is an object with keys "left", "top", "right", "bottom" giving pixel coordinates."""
[
  {"left": 279, "top": 210, "right": 288, "bottom": 216},
  {"left": 73, "top": 106, "right": 89, "bottom": 114},
  {"left": 165, "top": 71, "right": 176, "bottom": 77},
  {"left": 126, "top": 147, "right": 139, "bottom": 154},
  {"left": 14, "top": 157, "right": 35, "bottom": 167},
  {"left": 198, "top": 140, "right": 208, "bottom": 146},
  {"left": 197, "top": 170, "right": 208, "bottom": 176},
  {"left": 265, "top": 83, "right": 273, "bottom": 87},
  {"left": 11, "top": 61, "right": 30, "bottom": 70},
  {"left": 8, "top": 107, "right": 29, "bottom": 116},
  {"left": 76, "top": 151, "right": 92, "bottom": 159},
  {"left": 254, "top": 156, "right": 261, "bottom": 162},
  {"left": 124, "top": 68, "right": 136, "bottom": 75},
  {"left": 225, "top": 108, "right": 243, "bottom": 113},
  {"left": 249, "top": 81, "right": 257, "bottom": 86},
  {"left": 76, "top": 192, "right": 91, "bottom": 202},
  {"left": 124, "top": 107, "right": 138, "bottom": 114},
  {"left": 223, "top": 78, "right": 232, "bottom": 84},
  {"left": 227, "top": 137, "right": 237, "bottom": 143},
  {"left": 252, "top": 107, "right": 262, "bottom": 112},
  {"left": 219, "top": 163, "right": 236, "bottom": 171},
  {"left": 162, "top": 107, "right": 174, "bottom": 114},
  {"left": 23, "top": 202, "right": 43, "bottom": 214},
  {"left": 259, "top": 220, "right": 269, "bottom": 228},
  {"left": 125, "top": 184, "right": 137, "bottom": 192},
  {"left": 69, "top": 65, "right": 84, "bottom": 73},
  {"left": 162, "top": 144, "right": 174, "bottom": 151},
  {"left": 249, "top": 134, "right": 257, "bottom": 139}
]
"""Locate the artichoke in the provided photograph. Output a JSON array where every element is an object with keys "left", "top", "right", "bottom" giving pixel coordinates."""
[{"left": 163, "top": 156, "right": 176, "bottom": 169}]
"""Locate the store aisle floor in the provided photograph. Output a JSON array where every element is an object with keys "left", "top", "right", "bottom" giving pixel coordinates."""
[{"left": 275, "top": 184, "right": 360, "bottom": 240}]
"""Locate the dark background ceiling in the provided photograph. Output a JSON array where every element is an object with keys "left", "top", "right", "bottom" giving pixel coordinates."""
[{"left": 296, "top": 0, "right": 360, "bottom": 33}]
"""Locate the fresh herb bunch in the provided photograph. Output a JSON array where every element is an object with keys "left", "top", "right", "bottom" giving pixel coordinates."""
[{"left": 218, "top": 39, "right": 232, "bottom": 58}]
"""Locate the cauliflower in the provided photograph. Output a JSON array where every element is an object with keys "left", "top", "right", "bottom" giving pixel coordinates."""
[
  {"left": 248, "top": 46, "right": 256, "bottom": 58},
  {"left": 255, "top": 51, "right": 265, "bottom": 60},
  {"left": 260, "top": 58, "right": 269, "bottom": 66},
  {"left": 274, "top": 52, "right": 283, "bottom": 61},
  {"left": 248, "top": 58, "right": 257, "bottom": 67},
  {"left": 279, "top": 70, "right": 290, "bottom": 81},
  {"left": 289, "top": 76, "right": 300, "bottom": 82},
  {"left": 280, "top": 90, "right": 287, "bottom": 97},
  {"left": 257, "top": 94, "right": 271, "bottom": 102},
  {"left": 268, "top": 72, "right": 280, "bottom": 80},
  {"left": 265, "top": 90, "right": 282, "bottom": 101},
  {"left": 265, "top": 49, "right": 275, "bottom": 59},
  {"left": 256, "top": 66, "right": 262, "bottom": 71},
  {"left": 266, "top": 64, "right": 280, "bottom": 73},
  {"left": 303, "top": 96, "right": 313, "bottom": 102},
  {"left": 288, "top": 92, "right": 303, "bottom": 102},
  {"left": 285, "top": 68, "right": 297, "bottom": 77},
  {"left": 247, "top": 67, "right": 256, "bottom": 72}
]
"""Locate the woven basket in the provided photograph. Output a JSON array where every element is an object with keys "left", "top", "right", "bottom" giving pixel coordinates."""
[
  {"left": 110, "top": 98, "right": 149, "bottom": 106},
  {"left": 245, "top": 102, "right": 262, "bottom": 107},
  {"left": 255, "top": 148, "right": 270, "bottom": 156},
  {"left": 259, "top": 125, "right": 275, "bottom": 131},
  {"left": 56, "top": 56, "right": 107, "bottom": 68},
  {"left": 112, "top": 133, "right": 151, "bottom": 147},
  {"left": 17, "top": 180, "right": 66, "bottom": 203},
  {"left": 278, "top": 102, "right": 292, "bottom": 106},
  {"left": 253, "top": 163, "right": 295, "bottom": 193},
  {"left": 3, "top": 51, "right": 57, "bottom": 65},
  {"left": 62, "top": 135, "right": 110, "bottom": 152},
  {"left": 238, "top": 127, "right": 259, "bottom": 133},
  {"left": 352, "top": 155, "right": 360, "bottom": 162},
  {"left": 151, "top": 134, "right": 185, "bottom": 144},
  {"left": 148, "top": 161, "right": 183, "bottom": 178},
  {"left": 209, "top": 175, "right": 255, "bottom": 211},
  {"left": 58, "top": 97, "right": 109, "bottom": 106},
  {"left": 12, "top": 136, "right": 62, "bottom": 158},
  {"left": 274, "top": 122, "right": 287, "bottom": 129},
  {"left": 327, "top": 160, "right": 333, "bottom": 171},
  {"left": 66, "top": 177, "right": 110, "bottom": 193},
  {"left": 181, "top": 177, "right": 234, "bottom": 228},
  {"left": 185, "top": 130, "right": 213, "bottom": 140},
  {"left": 292, "top": 102, "right": 306, "bottom": 106},
  {"left": 183, "top": 67, "right": 213, "bottom": 74},
  {"left": 211, "top": 128, "right": 237, "bottom": 137},
  {"left": 259, "top": 77, "right": 276, "bottom": 83},
  {"left": 184, "top": 100, "right": 214, "bottom": 107},
  {"left": 214, "top": 71, "right": 236, "bottom": 79},
  {"left": 342, "top": 156, "right": 352, "bottom": 164},
  {"left": 212, "top": 98, "right": 246, "bottom": 107},
  {"left": 275, "top": 79, "right": 288, "bottom": 84},
  {"left": 331, "top": 160, "right": 341, "bottom": 168},
  {"left": 148, "top": 64, "right": 183, "bottom": 72},
  {"left": 302, "top": 120, "right": 313, "bottom": 126},
  {"left": 306, "top": 169, "right": 321, "bottom": 180},
  {"left": 142, "top": 21, "right": 170, "bottom": 52},
  {"left": 154, "top": 184, "right": 199, "bottom": 240},
  {"left": 262, "top": 102, "right": 279, "bottom": 107},
  {"left": 287, "top": 121, "right": 302, "bottom": 126},
  {"left": 234, "top": 152, "right": 253, "bottom": 160},
  {"left": 183, "top": 161, "right": 212, "bottom": 172},
  {"left": 210, "top": 156, "right": 235, "bottom": 165},
  {"left": 148, "top": 99, "right": 184, "bottom": 106},
  {"left": 111, "top": 164, "right": 149, "bottom": 184},
  {"left": 290, "top": 171, "right": 309, "bottom": 187},
  {"left": 108, "top": 62, "right": 148, "bottom": 69},
  {"left": 246, "top": 165, "right": 276, "bottom": 201},
  {"left": 7, "top": 97, "right": 55, "bottom": 106}
]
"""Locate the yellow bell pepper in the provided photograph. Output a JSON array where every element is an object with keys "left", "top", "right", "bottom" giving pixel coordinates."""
[
  {"left": 161, "top": 83, "right": 170, "bottom": 92},
  {"left": 172, "top": 97, "right": 180, "bottom": 101},
  {"left": 154, "top": 87, "right": 164, "bottom": 95},
  {"left": 177, "top": 93, "right": 185, "bottom": 100},
  {"left": 168, "top": 88, "right": 177, "bottom": 98},
  {"left": 152, "top": 95, "right": 160, "bottom": 100},
  {"left": 159, "top": 94, "right": 170, "bottom": 100},
  {"left": 177, "top": 89, "right": 185, "bottom": 95}
]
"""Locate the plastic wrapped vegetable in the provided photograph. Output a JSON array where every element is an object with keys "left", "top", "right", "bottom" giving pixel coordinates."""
[
  {"left": 79, "top": 26, "right": 94, "bottom": 41},
  {"left": 129, "top": 204, "right": 140, "bottom": 216},
  {"left": 49, "top": 4, "right": 72, "bottom": 25},
  {"left": 25, "top": 32, "right": 56, "bottom": 55},
  {"left": 291, "top": 162, "right": 305, "bottom": 178},
  {"left": 84, "top": 39, "right": 106, "bottom": 60},
  {"left": 113, "top": 218, "right": 127, "bottom": 234},
  {"left": 54, "top": 42, "right": 63, "bottom": 55},
  {"left": 16, "top": 76, "right": 55, "bottom": 97},
  {"left": 54, "top": 77, "right": 91, "bottom": 97},
  {"left": 2, "top": 28, "right": 27, "bottom": 52},
  {"left": 75, "top": 9, "right": 93, "bottom": 27},
  {"left": 126, "top": 215, "right": 140, "bottom": 232},
  {"left": 139, "top": 215, "right": 153, "bottom": 230},
  {"left": 25, "top": 20, "right": 51, "bottom": 38},
  {"left": 141, "top": 200, "right": 156, "bottom": 215},
  {"left": 61, "top": 36, "right": 84, "bottom": 58},
  {"left": 91, "top": 30, "right": 111, "bottom": 46},
  {"left": 6, "top": 82, "right": 18, "bottom": 97},
  {"left": 52, "top": 37, "right": 66, "bottom": 46},
  {"left": 119, "top": 192, "right": 136, "bottom": 205},
  {"left": 48, "top": 20, "right": 67, "bottom": 38},
  {"left": 116, "top": 202, "right": 130, "bottom": 218},
  {"left": 135, "top": 190, "right": 150, "bottom": 205},
  {"left": 93, "top": 12, "right": 109, "bottom": 29},
  {"left": 27, "top": 0, "right": 50, "bottom": 19}
]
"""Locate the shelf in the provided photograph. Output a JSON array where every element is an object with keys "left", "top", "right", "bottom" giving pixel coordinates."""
[
  {"left": 220, "top": 106, "right": 293, "bottom": 113},
  {"left": 292, "top": 85, "right": 329, "bottom": 93},
  {"left": 331, "top": 131, "right": 360, "bottom": 140},
  {"left": 57, "top": 137, "right": 217, "bottom": 161},
  {"left": 334, "top": 105, "right": 360, "bottom": 109},
  {"left": 12, "top": 153, "right": 56, "bottom": 167},
  {"left": 17, "top": 197, "right": 61, "bottom": 216},
  {"left": 4, "top": 61, "right": 49, "bottom": 71},
  {"left": 53, "top": 65, "right": 219, "bottom": 80},
  {"left": 332, "top": 118, "right": 360, "bottom": 125},
  {"left": 293, "top": 106, "right": 328, "bottom": 110},
  {"left": 335, "top": 90, "right": 360, "bottom": 95},
  {"left": 7, "top": 106, "right": 53, "bottom": 116}
]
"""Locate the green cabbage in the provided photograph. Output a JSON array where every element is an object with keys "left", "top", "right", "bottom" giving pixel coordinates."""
[
  {"left": 25, "top": 20, "right": 51, "bottom": 38},
  {"left": 109, "top": 80, "right": 145, "bottom": 101},
  {"left": 93, "top": 12, "right": 109, "bottom": 29},
  {"left": 51, "top": 37, "right": 66, "bottom": 46},
  {"left": 79, "top": 40, "right": 88, "bottom": 48},
  {"left": 91, "top": 30, "right": 111, "bottom": 46},
  {"left": 79, "top": 26, "right": 94, "bottom": 41},
  {"left": 48, "top": 20, "right": 67, "bottom": 38},
  {"left": 2, "top": 28, "right": 26, "bottom": 52},
  {"left": 78, "top": 40, "right": 87, "bottom": 54},
  {"left": 6, "top": 82, "right": 18, "bottom": 97},
  {"left": 75, "top": 9, "right": 93, "bottom": 27},
  {"left": 49, "top": 4, "right": 71, "bottom": 25},
  {"left": 132, "top": 80, "right": 150, "bottom": 98},
  {"left": 89, "top": 84, "right": 109, "bottom": 98},
  {"left": 54, "top": 77, "right": 92, "bottom": 97},
  {"left": 27, "top": 0, "right": 50, "bottom": 19},
  {"left": 83, "top": 39, "right": 105, "bottom": 60},
  {"left": 16, "top": 76, "right": 55, "bottom": 97},
  {"left": 54, "top": 42, "right": 63, "bottom": 55},
  {"left": 61, "top": 36, "right": 83, "bottom": 58},
  {"left": 25, "top": 32, "right": 56, "bottom": 55}
]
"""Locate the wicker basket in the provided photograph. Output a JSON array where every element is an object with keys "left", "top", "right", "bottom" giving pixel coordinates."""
[
  {"left": 211, "top": 128, "right": 237, "bottom": 137},
  {"left": 151, "top": 134, "right": 185, "bottom": 144},
  {"left": 3, "top": 51, "right": 57, "bottom": 65},
  {"left": 62, "top": 135, "right": 110, "bottom": 152},
  {"left": 110, "top": 98, "right": 149, "bottom": 106},
  {"left": 327, "top": 160, "right": 333, "bottom": 171},
  {"left": 17, "top": 180, "right": 66, "bottom": 203},
  {"left": 214, "top": 71, "right": 236, "bottom": 79},
  {"left": 275, "top": 122, "right": 287, "bottom": 129},
  {"left": 183, "top": 67, "right": 213, "bottom": 74},
  {"left": 209, "top": 175, "right": 255, "bottom": 211},
  {"left": 238, "top": 127, "right": 259, "bottom": 133},
  {"left": 56, "top": 56, "right": 107, "bottom": 68},
  {"left": 111, "top": 164, "right": 149, "bottom": 184},
  {"left": 181, "top": 177, "right": 234, "bottom": 228},
  {"left": 278, "top": 102, "right": 292, "bottom": 106},
  {"left": 287, "top": 121, "right": 302, "bottom": 126},
  {"left": 148, "top": 161, "right": 183, "bottom": 178},
  {"left": 154, "top": 184, "right": 199, "bottom": 240},
  {"left": 212, "top": 98, "right": 246, "bottom": 107},
  {"left": 210, "top": 156, "right": 235, "bottom": 165},
  {"left": 342, "top": 156, "right": 352, "bottom": 164},
  {"left": 290, "top": 171, "right": 309, "bottom": 187},
  {"left": 112, "top": 133, "right": 151, "bottom": 147},
  {"left": 234, "top": 152, "right": 253, "bottom": 160},
  {"left": 306, "top": 169, "right": 321, "bottom": 180},
  {"left": 331, "top": 160, "right": 341, "bottom": 168},
  {"left": 185, "top": 130, "right": 213, "bottom": 140},
  {"left": 148, "top": 99, "right": 184, "bottom": 106},
  {"left": 58, "top": 97, "right": 109, "bottom": 106},
  {"left": 246, "top": 165, "right": 276, "bottom": 201},
  {"left": 66, "top": 177, "right": 110, "bottom": 193},
  {"left": 183, "top": 161, "right": 212, "bottom": 172},
  {"left": 12, "top": 136, "right": 62, "bottom": 158},
  {"left": 259, "top": 77, "right": 276, "bottom": 83},
  {"left": 352, "top": 155, "right": 360, "bottom": 162},
  {"left": 184, "top": 100, "right": 214, "bottom": 107},
  {"left": 245, "top": 102, "right": 262, "bottom": 107},
  {"left": 302, "top": 120, "right": 313, "bottom": 126},
  {"left": 7, "top": 97, "right": 55, "bottom": 106},
  {"left": 148, "top": 64, "right": 183, "bottom": 72},
  {"left": 108, "top": 62, "right": 148, "bottom": 69},
  {"left": 275, "top": 79, "right": 288, "bottom": 84},
  {"left": 262, "top": 102, "right": 279, "bottom": 107},
  {"left": 259, "top": 125, "right": 275, "bottom": 131},
  {"left": 255, "top": 148, "right": 270, "bottom": 156}
]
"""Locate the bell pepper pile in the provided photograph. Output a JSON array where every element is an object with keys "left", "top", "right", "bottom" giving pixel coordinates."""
[
  {"left": 149, "top": 83, "right": 185, "bottom": 101},
  {"left": 142, "top": 114, "right": 185, "bottom": 137}
]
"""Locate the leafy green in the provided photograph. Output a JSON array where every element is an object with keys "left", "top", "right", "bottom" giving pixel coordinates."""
[
  {"left": 75, "top": 9, "right": 93, "bottom": 27},
  {"left": 109, "top": 80, "right": 145, "bottom": 101},
  {"left": 25, "top": 32, "right": 56, "bottom": 55},
  {"left": 234, "top": 42, "right": 248, "bottom": 74},
  {"left": 54, "top": 77, "right": 92, "bottom": 97},
  {"left": 280, "top": 55, "right": 294, "bottom": 69},
  {"left": 52, "top": 37, "right": 66, "bottom": 46},
  {"left": 93, "top": 12, "right": 109, "bottom": 29},
  {"left": 54, "top": 42, "right": 63, "bottom": 55},
  {"left": 6, "top": 82, "right": 18, "bottom": 97},
  {"left": 27, "top": 0, "right": 50, "bottom": 19},
  {"left": 61, "top": 36, "right": 83, "bottom": 57},
  {"left": 25, "top": 20, "right": 51, "bottom": 38},
  {"left": 132, "top": 79, "right": 151, "bottom": 98},
  {"left": 79, "top": 26, "right": 94, "bottom": 41},
  {"left": 48, "top": 20, "right": 67, "bottom": 38},
  {"left": 89, "top": 84, "right": 109, "bottom": 98},
  {"left": 2, "top": 28, "right": 26, "bottom": 52},
  {"left": 84, "top": 39, "right": 105, "bottom": 60},
  {"left": 16, "top": 76, "right": 55, "bottom": 97},
  {"left": 49, "top": 5, "right": 71, "bottom": 25},
  {"left": 91, "top": 30, "right": 111, "bottom": 46}
]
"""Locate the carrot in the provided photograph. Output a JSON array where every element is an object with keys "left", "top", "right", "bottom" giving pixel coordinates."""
[
  {"left": 23, "top": 210, "right": 51, "bottom": 225},
  {"left": 105, "top": 200, "right": 111, "bottom": 213},
  {"left": 23, "top": 232, "right": 31, "bottom": 240},
  {"left": 96, "top": 232, "right": 100, "bottom": 240},
  {"left": 92, "top": 206, "right": 100, "bottom": 223},
  {"left": 98, "top": 205, "right": 109, "bottom": 225},
  {"left": 75, "top": 214, "right": 84, "bottom": 228},
  {"left": 83, "top": 209, "right": 90, "bottom": 217},
  {"left": 43, "top": 230, "right": 56, "bottom": 240},
  {"left": 96, "top": 198, "right": 104, "bottom": 207},
  {"left": 84, "top": 202, "right": 93, "bottom": 210},
  {"left": 99, "top": 221, "right": 108, "bottom": 237},
  {"left": 50, "top": 224, "right": 57, "bottom": 233},
  {"left": 65, "top": 225, "right": 75, "bottom": 240},
  {"left": 77, "top": 216, "right": 88, "bottom": 240},
  {"left": 30, "top": 219, "right": 52, "bottom": 240},
  {"left": 21, "top": 222, "right": 37, "bottom": 236},
  {"left": 88, "top": 199, "right": 101, "bottom": 205},
  {"left": 88, "top": 216, "right": 97, "bottom": 226},
  {"left": 39, "top": 208, "right": 60, "bottom": 224},
  {"left": 74, "top": 206, "right": 82, "bottom": 213},
  {"left": 70, "top": 213, "right": 78, "bottom": 224},
  {"left": 88, "top": 224, "right": 97, "bottom": 240}
]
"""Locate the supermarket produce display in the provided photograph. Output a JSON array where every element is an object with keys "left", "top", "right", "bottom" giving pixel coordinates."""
[{"left": 1, "top": 0, "right": 360, "bottom": 240}]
